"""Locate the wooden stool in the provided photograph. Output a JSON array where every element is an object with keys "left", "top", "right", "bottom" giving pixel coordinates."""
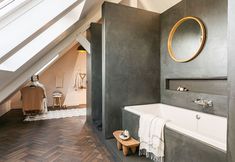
[
  {"left": 52, "top": 92, "right": 63, "bottom": 108},
  {"left": 113, "top": 130, "right": 140, "bottom": 156},
  {"left": 53, "top": 96, "right": 62, "bottom": 108}
]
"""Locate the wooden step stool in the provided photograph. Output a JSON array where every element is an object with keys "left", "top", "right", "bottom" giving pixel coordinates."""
[{"left": 113, "top": 130, "right": 140, "bottom": 156}]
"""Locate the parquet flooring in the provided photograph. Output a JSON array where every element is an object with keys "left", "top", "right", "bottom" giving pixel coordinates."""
[{"left": 0, "top": 110, "right": 114, "bottom": 162}]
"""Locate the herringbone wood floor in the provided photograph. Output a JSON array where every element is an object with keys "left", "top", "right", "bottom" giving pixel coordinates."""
[{"left": 0, "top": 110, "right": 114, "bottom": 162}]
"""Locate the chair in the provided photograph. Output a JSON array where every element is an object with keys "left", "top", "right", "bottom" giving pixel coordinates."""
[
  {"left": 20, "top": 86, "right": 45, "bottom": 115},
  {"left": 52, "top": 91, "right": 63, "bottom": 108}
]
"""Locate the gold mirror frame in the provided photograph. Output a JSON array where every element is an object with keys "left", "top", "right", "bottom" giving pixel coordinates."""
[{"left": 167, "top": 16, "right": 206, "bottom": 63}]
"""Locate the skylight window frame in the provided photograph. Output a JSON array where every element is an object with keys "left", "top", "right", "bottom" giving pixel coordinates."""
[
  {"left": 0, "top": 0, "right": 80, "bottom": 65},
  {"left": 0, "top": 0, "right": 85, "bottom": 72},
  {"left": 0, "top": 0, "right": 30, "bottom": 19},
  {"left": 0, "top": 0, "right": 15, "bottom": 9}
]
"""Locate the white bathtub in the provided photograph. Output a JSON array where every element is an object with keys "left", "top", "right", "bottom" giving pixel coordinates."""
[{"left": 124, "top": 103, "right": 227, "bottom": 152}]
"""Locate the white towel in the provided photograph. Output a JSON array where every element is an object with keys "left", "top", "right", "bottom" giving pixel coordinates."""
[{"left": 138, "top": 114, "right": 166, "bottom": 162}]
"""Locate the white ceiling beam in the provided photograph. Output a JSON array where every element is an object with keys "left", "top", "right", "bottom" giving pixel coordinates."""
[
  {"left": 76, "top": 34, "right": 91, "bottom": 54},
  {"left": 129, "top": 0, "right": 137, "bottom": 8},
  {"left": 73, "top": 0, "right": 122, "bottom": 55},
  {"left": 120, "top": 0, "right": 137, "bottom": 8},
  {"left": 137, "top": 0, "right": 182, "bottom": 13},
  {"left": 76, "top": 0, "right": 122, "bottom": 34},
  {"left": 73, "top": 0, "right": 123, "bottom": 55}
]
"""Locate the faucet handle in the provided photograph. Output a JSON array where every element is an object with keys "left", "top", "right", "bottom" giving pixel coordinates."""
[
  {"left": 194, "top": 98, "right": 200, "bottom": 101},
  {"left": 206, "top": 100, "right": 213, "bottom": 107},
  {"left": 193, "top": 98, "right": 213, "bottom": 108}
]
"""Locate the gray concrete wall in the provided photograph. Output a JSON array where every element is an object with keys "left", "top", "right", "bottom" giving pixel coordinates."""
[
  {"left": 165, "top": 128, "right": 226, "bottom": 162},
  {"left": 102, "top": 2, "right": 161, "bottom": 138},
  {"left": 122, "top": 108, "right": 139, "bottom": 139},
  {"left": 87, "top": 23, "right": 103, "bottom": 124},
  {"left": 227, "top": 0, "right": 235, "bottom": 161},
  {"left": 86, "top": 28, "right": 92, "bottom": 123},
  {"left": 160, "top": 0, "right": 228, "bottom": 117}
]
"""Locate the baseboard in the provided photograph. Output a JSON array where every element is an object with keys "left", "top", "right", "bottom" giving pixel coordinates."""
[{"left": 0, "top": 101, "right": 11, "bottom": 117}]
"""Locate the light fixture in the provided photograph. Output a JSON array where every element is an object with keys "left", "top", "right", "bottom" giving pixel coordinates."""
[{"left": 77, "top": 45, "right": 86, "bottom": 54}]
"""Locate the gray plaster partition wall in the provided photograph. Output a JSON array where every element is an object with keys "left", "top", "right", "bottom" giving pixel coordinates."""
[
  {"left": 102, "top": 2, "right": 160, "bottom": 138},
  {"left": 227, "top": 0, "right": 235, "bottom": 161},
  {"left": 86, "top": 23, "right": 102, "bottom": 124},
  {"left": 160, "top": 0, "right": 228, "bottom": 117}
]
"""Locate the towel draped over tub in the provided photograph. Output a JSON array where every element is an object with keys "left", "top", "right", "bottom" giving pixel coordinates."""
[{"left": 138, "top": 114, "right": 167, "bottom": 162}]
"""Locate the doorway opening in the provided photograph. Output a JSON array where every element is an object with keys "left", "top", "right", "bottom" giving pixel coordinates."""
[{"left": 8, "top": 43, "right": 87, "bottom": 121}]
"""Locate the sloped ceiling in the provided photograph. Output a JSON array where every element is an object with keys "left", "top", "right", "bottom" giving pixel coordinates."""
[
  {"left": 0, "top": 0, "right": 122, "bottom": 104},
  {"left": 120, "top": 0, "right": 182, "bottom": 13},
  {"left": 80, "top": 0, "right": 102, "bottom": 19},
  {"left": 0, "top": 0, "right": 182, "bottom": 104}
]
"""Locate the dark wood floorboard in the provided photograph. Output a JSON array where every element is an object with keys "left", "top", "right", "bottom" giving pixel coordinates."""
[{"left": 0, "top": 110, "right": 114, "bottom": 162}]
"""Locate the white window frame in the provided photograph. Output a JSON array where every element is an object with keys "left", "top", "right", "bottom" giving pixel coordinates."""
[
  {"left": 0, "top": 0, "right": 30, "bottom": 18},
  {"left": 0, "top": 1, "right": 85, "bottom": 72}
]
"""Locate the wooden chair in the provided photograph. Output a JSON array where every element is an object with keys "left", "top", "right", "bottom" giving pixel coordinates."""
[{"left": 21, "top": 86, "right": 45, "bottom": 115}]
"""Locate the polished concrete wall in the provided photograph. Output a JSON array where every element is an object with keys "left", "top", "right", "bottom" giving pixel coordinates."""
[
  {"left": 87, "top": 23, "right": 102, "bottom": 124},
  {"left": 165, "top": 128, "right": 226, "bottom": 162},
  {"left": 102, "top": 2, "right": 160, "bottom": 138},
  {"left": 122, "top": 108, "right": 139, "bottom": 139},
  {"left": 86, "top": 29, "right": 92, "bottom": 122},
  {"left": 227, "top": 0, "right": 235, "bottom": 161},
  {"left": 160, "top": 0, "right": 228, "bottom": 117}
]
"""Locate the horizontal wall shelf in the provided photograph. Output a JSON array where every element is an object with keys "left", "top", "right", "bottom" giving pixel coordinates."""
[{"left": 166, "top": 77, "right": 227, "bottom": 96}]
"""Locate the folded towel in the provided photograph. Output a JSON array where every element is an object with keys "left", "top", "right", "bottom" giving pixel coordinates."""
[{"left": 138, "top": 114, "right": 166, "bottom": 162}]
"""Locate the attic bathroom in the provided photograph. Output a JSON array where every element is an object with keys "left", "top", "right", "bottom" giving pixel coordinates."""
[
  {"left": 0, "top": 0, "right": 235, "bottom": 161},
  {"left": 87, "top": 0, "right": 232, "bottom": 161}
]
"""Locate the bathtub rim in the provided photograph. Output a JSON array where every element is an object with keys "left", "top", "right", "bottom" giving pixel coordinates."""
[{"left": 123, "top": 103, "right": 227, "bottom": 152}]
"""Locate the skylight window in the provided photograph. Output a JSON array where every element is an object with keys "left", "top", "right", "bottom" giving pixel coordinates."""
[
  {"left": 0, "top": 0, "right": 29, "bottom": 18},
  {"left": 0, "top": 0, "right": 15, "bottom": 9},
  {"left": 0, "top": 0, "right": 85, "bottom": 72},
  {"left": 0, "top": 0, "right": 78, "bottom": 62}
]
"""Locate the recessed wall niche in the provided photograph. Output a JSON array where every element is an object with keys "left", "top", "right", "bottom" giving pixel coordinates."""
[{"left": 166, "top": 77, "right": 227, "bottom": 96}]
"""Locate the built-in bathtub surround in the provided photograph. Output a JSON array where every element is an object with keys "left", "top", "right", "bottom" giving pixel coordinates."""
[
  {"left": 125, "top": 104, "right": 227, "bottom": 151},
  {"left": 123, "top": 104, "right": 227, "bottom": 162},
  {"left": 102, "top": 2, "right": 161, "bottom": 138},
  {"left": 160, "top": 0, "right": 228, "bottom": 117}
]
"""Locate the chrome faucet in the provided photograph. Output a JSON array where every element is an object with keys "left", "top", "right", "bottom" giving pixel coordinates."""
[{"left": 193, "top": 98, "right": 213, "bottom": 108}]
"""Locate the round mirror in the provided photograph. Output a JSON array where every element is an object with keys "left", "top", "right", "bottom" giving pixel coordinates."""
[{"left": 167, "top": 16, "right": 206, "bottom": 63}]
